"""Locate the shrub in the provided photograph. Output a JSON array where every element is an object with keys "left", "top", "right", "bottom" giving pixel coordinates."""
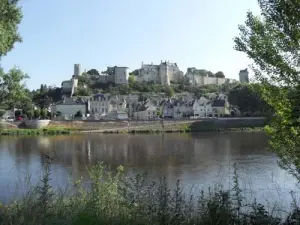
[{"left": 33, "top": 109, "right": 40, "bottom": 119}]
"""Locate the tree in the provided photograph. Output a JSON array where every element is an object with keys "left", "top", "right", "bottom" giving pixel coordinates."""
[
  {"left": 75, "top": 110, "right": 83, "bottom": 118},
  {"left": 0, "top": 0, "right": 22, "bottom": 58},
  {"left": 0, "top": 67, "right": 30, "bottom": 110},
  {"left": 234, "top": 0, "right": 300, "bottom": 179},
  {"left": 215, "top": 71, "right": 225, "bottom": 78},
  {"left": 40, "top": 109, "right": 47, "bottom": 119},
  {"left": 228, "top": 84, "right": 269, "bottom": 115},
  {"left": 73, "top": 87, "right": 92, "bottom": 96},
  {"left": 26, "top": 110, "right": 34, "bottom": 119},
  {"left": 165, "top": 86, "right": 175, "bottom": 98},
  {"left": 87, "top": 69, "right": 100, "bottom": 76},
  {"left": 128, "top": 75, "right": 135, "bottom": 85},
  {"left": 33, "top": 109, "right": 40, "bottom": 119}
]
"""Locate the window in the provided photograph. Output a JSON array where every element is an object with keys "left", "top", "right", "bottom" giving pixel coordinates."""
[{"left": 102, "top": 108, "right": 104, "bottom": 113}]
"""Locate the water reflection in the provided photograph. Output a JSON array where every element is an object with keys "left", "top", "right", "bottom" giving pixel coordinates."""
[{"left": 0, "top": 133, "right": 297, "bottom": 207}]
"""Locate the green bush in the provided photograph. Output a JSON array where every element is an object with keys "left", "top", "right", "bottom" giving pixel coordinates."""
[{"left": 34, "top": 109, "right": 40, "bottom": 119}]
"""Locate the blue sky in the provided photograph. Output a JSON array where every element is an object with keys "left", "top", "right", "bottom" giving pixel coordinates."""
[{"left": 1, "top": 0, "right": 260, "bottom": 90}]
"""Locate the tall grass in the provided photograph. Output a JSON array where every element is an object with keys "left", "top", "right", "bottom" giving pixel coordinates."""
[{"left": 0, "top": 160, "right": 298, "bottom": 225}]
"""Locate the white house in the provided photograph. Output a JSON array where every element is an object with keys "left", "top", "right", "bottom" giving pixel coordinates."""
[
  {"left": 192, "top": 97, "right": 213, "bottom": 117},
  {"left": 53, "top": 98, "right": 87, "bottom": 119}
]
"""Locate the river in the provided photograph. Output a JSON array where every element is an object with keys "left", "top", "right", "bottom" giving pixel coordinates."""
[{"left": 0, "top": 132, "right": 298, "bottom": 209}]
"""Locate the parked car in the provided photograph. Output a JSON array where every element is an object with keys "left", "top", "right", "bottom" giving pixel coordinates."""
[{"left": 5, "top": 116, "right": 14, "bottom": 122}]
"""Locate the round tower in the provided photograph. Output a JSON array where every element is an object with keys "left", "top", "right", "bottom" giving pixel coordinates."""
[{"left": 74, "top": 64, "right": 81, "bottom": 76}]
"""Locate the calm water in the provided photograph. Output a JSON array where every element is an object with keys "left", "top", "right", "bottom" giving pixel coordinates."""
[{"left": 0, "top": 132, "right": 298, "bottom": 209}]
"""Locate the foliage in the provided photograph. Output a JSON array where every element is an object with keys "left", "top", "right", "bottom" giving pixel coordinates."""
[
  {"left": 228, "top": 83, "right": 271, "bottom": 116},
  {"left": 40, "top": 109, "right": 47, "bottom": 119},
  {"left": 75, "top": 110, "right": 83, "bottom": 118},
  {"left": 0, "top": 109, "right": 6, "bottom": 118},
  {"left": 215, "top": 71, "right": 225, "bottom": 78},
  {"left": 25, "top": 110, "right": 34, "bottom": 119},
  {"left": 0, "top": 162, "right": 294, "bottom": 225},
  {"left": 128, "top": 75, "right": 135, "bottom": 84},
  {"left": 86, "top": 69, "right": 100, "bottom": 76},
  {"left": 0, "top": 67, "right": 30, "bottom": 109},
  {"left": 234, "top": 0, "right": 300, "bottom": 179},
  {"left": 165, "top": 86, "right": 175, "bottom": 98},
  {"left": 129, "top": 69, "right": 139, "bottom": 76},
  {"left": 33, "top": 109, "right": 40, "bottom": 119},
  {"left": 0, "top": 0, "right": 22, "bottom": 58},
  {"left": 73, "top": 87, "right": 92, "bottom": 96}
]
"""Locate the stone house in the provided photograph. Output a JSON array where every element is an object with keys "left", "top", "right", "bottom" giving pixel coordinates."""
[
  {"left": 133, "top": 101, "right": 158, "bottom": 120},
  {"left": 90, "top": 93, "right": 110, "bottom": 115},
  {"left": 173, "top": 100, "right": 194, "bottom": 118}
]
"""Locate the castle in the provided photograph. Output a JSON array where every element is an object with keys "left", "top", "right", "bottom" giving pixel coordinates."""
[
  {"left": 185, "top": 67, "right": 237, "bottom": 86},
  {"left": 61, "top": 62, "right": 248, "bottom": 93},
  {"left": 135, "top": 61, "right": 184, "bottom": 85}
]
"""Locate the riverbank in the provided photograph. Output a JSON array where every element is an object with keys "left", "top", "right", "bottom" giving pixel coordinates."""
[
  {"left": 0, "top": 117, "right": 267, "bottom": 135},
  {"left": 0, "top": 128, "right": 73, "bottom": 135},
  {"left": 0, "top": 162, "right": 295, "bottom": 225}
]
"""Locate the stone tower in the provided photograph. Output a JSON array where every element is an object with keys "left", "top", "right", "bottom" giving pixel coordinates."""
[
  {"left": 239, "top": 68, "right": 249, "bottom": 83},
  {"left": 159, "top": 62, "right": 170, "bottom": 85},
  {"left": 74, "top": 64, "right": 81, "bottom": 76}
]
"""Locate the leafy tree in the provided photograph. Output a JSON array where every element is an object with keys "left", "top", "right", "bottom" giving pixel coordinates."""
[
  {"left": 165, "top": 86, "right": 175, "bottom": 98},
  {"left": 129, "top": 69, "right": 139, "bottom": 76},
  {"left": 40, "top": 109, "right": 47, "bottom": 119},
  {"left": 128, "top": 75, "right": 135, "bottom": 85},
  {"left": 0, "top": 0, "right": 22, "bottom": 58},
  {"left": 75, "top": 110, "right": 83, "bottom": 118},
  {"left": 228, "top": 84, "right": 269, "bottom": 115},
  {"left": 215, "top": 71, "right": 225, "bottom": 78},
  {"left": 0, "top": 109, "right": 5, "bottom": 118},
  {"left": 234, "top": 0, "right": 300, "bottom": 178},
  {"left": 87, "top": 69, "right": 100, "bottom": 76},
  {"left": 26, "top": 110, "right": 34, "bottom": 119},
  {"left": 73, "top": 87, "right": 92, "bottom": 96},
  {"left": 33, "top": 109, "right": 40, "bottom": 119},
  {"left": 0, "top": 67, "right": 30, "bottom": 110}
]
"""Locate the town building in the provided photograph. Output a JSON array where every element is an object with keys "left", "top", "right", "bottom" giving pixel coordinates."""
[
  {"left": 212, "top": 99, "right": 230, "bottom": 117},
  {"left": 133, "top": 100, "right": 158, "bottom": 120},
  {"left": 239, "top": 68, "right": 249, "bottom": 83},
  {"left": 90, "top": 93, "right": 110, "bottom": 115},
  {"left": 135, "top": 61, "right": 184, "bottom": 85},
  {"left": 192, "top": 97, "right": 213, "bottom": 117},
  {"left": 52, "top": 97, "right": 87, "bottom": 120}
]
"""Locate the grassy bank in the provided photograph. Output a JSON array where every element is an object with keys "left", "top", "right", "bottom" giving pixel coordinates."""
[
  {"left": 0, "top": 162, "right": 298, "bottom": 225},
  {"left": 101, "top": 126, "right": 264, "bottom": 134},
  {"left": 0, "top": 128, "right": 73, "bottom": 136}
]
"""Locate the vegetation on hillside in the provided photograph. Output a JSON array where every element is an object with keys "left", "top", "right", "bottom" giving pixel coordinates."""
[{"left": 234, "top": 0, "right": 300, "bottom": 179}]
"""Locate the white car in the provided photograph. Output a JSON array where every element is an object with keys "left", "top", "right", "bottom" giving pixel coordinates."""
[{"left": 5, "top": 116, "right": 14, "bottom": 122}]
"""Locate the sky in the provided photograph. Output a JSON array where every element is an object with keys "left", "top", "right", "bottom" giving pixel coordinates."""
[{"left": 1, "top": 0, "right": 260, "bottom": 90}]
